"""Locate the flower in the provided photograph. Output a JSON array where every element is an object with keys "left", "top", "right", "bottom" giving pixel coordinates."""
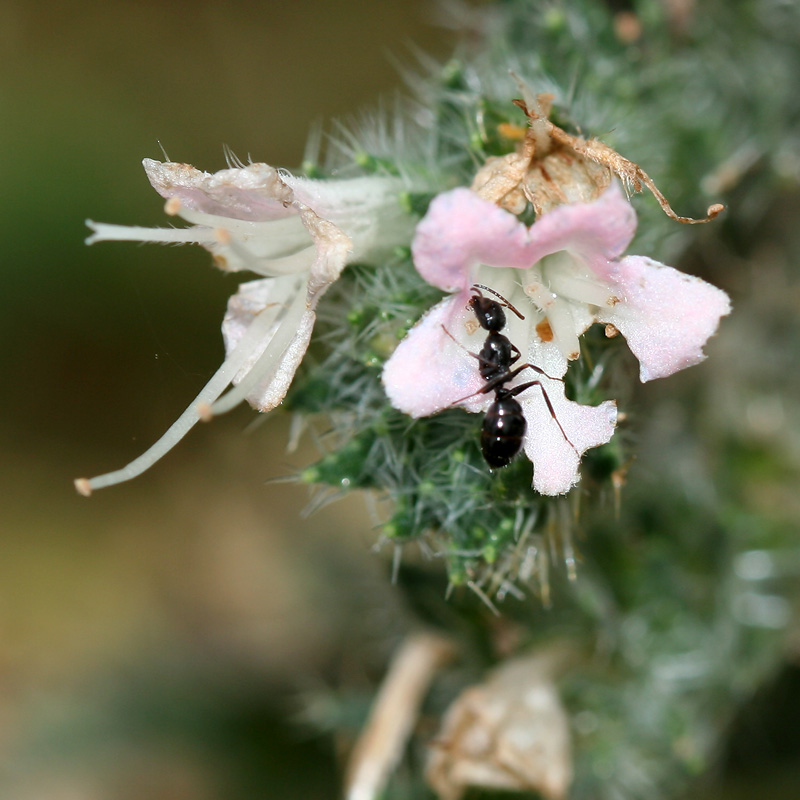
[
  {"left": 382, "top": 183, "right": 730, "bottom": 495},
  {"left": 76, "top": 158, "right": 412, "bottom": 495}
]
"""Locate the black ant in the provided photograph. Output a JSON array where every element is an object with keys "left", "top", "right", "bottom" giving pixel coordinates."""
[{"left": 443, "top": 284, "right": 577, "bottom": 469}]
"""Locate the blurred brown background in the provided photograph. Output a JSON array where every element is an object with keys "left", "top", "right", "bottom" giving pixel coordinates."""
[{"left": 1, "top": 3, "right": 453, "bottom": 797}]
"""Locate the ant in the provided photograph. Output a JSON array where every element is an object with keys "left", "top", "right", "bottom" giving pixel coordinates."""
[{"left": 443, "top": 284, "right": 577, "bottom": 469}]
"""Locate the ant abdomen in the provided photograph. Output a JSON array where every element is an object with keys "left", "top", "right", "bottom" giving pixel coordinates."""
[{"left": 481, "top": 392, "right": 527, "bottom": 468}]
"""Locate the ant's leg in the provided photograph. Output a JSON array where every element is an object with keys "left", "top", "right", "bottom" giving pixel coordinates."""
[
  {"left": 477, "top": 361, "right": 535, "bottom": 396},
  {"left": 440, "top": 324, "right": 496, "bottom": 372},
  {"left": 442, "top": 325, "right": 523, "bottom": 394},
  {"left": 471, "top": 284, "right": 526, "bottom": 320},
  {"left": 505, "top": 362, "right": 564, "bottom": 383},
  {"left": 507, "top": 379, "right": 579, "bottom": 456},
  {"left": 468, "top": 361, "right": 564, "bottom": 395},
  {"left": 439, "top": 324, "right": 495, "bottom": 404}
]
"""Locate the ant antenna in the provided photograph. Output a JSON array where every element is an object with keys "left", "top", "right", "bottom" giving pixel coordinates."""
[{"left": 472, "top": 284, "right": 526, "bottom": 320}]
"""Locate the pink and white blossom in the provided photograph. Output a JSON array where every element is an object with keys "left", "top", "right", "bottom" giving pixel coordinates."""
[
  {"left": 382, "top": 183, "right": 730, "bottom": 495},
  {"left": 76, "top": 158, "right": 411, "bottom": 495}
]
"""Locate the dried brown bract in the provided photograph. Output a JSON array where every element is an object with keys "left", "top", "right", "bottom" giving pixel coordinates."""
[
  {"left": 426, "top": 648, "right": 573, "bottom": 800},
  {"left": 345, "top": 633, "right": 456, "bottom": 800},
  {"left": 472, "top": 82, "right": 724, "bottom": 224}
]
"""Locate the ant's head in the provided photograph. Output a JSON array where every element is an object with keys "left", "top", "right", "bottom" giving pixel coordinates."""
[{"left": 468, "top": 287, "right": 506, "bottom": 331}]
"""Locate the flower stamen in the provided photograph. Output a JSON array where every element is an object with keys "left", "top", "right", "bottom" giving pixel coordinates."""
[
  {"left": 536, "top": 319, "right": 554, "bottom": 342},
  {"left": 85, "top": 221, "right": 218, "bottom": 246},
  {"left": 523, "top": 281, "right": 557, "bottom": 311},
  {"left": 211, "top": 278, "right": 308, "bottom": 415},
  {"left": 73, "top": 292, "right": 288, "bottom": 494},
  {"left": 164, "top": 197, "right": 182, "bottom": 216},
  {"left": 77, "top": 156, "right": 416, "bottom": 494},
  {"left": 546, "top": 272, "right": 618, "bottom": 308},
  {"left": 545, "top": 303, "right": 581, "bottom": 361}
]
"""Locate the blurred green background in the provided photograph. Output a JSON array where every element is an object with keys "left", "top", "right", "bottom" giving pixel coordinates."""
[
  {"left": 4, "top": 2, "right": 800, "bottom": 799},
  {"left": 1, "top": 2, "right": 453, "bottom": 797}
]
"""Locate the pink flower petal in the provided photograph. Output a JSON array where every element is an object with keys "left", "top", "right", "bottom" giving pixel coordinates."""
[
  {"left": 520, "top": 385, "right": 617, "bottom": 496},
  {"left": 412, "top": 184, "right": 639, "bottom": 294},
  {"left": 597, "top": 255, "right": 732, "bottom": 382},
  {"left": 412, "top": 189, "right": 532, "bottom": 292},
  {"left": 387, "top": 181, "right": 729, "bottom": 493},
  {"left": 143, "top": 159, "right": 294, "bottom": 222},
  {"left": 382, "top": 295, "right": 487, "bottom": 417},
  {"left": 523, "top": 182, "right": 637, "bottom": 271}
]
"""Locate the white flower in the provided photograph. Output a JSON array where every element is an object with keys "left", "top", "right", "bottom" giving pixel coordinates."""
[
  {"left": 382, "top": 183, "right": 730, "bottom": 495},
  {"left": 76, "top": 158, "right": 412, "bottom": 495}
]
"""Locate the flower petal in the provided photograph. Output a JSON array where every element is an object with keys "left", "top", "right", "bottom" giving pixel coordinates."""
[
  {"left": 216, "top": 276, "right": 316, "bottom": 414},
  {"left": 513, "top": 339, "right": 616, "bottom": 495},
  {"left": 221, "top": 276, "right": 304, "bottom": 385},
  {"left": 382, "top": 294, "right": 487, "bottom": 418},
  {"left": 143, "top": 158, "right": 294, "bottom": 221},
  {"left": 521, "top": 385, "right": 617, "bottom": 496},
  {"left": 244, "top": 308, "right": 317, "bottom": 412},
  {"left": 524, "top": 182, "right": 637, "bottom": 271},
  {"left": 215, "top": 210, "right": 352, "bottom": 414},
  {"left": 412, "top": 189, "right": 533, "bottom": 292},
  {"left": 597, "top": 255, "right": 731, "bottom": 381},
  {"left": 297, "top": 208, "right": 353, "bottom": 299},
  {"left": 283, "top": 173, "right": 412, "bottom": 259},
  {"left": 145, "top": 160, "right": 411, "bottom": 267}
]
